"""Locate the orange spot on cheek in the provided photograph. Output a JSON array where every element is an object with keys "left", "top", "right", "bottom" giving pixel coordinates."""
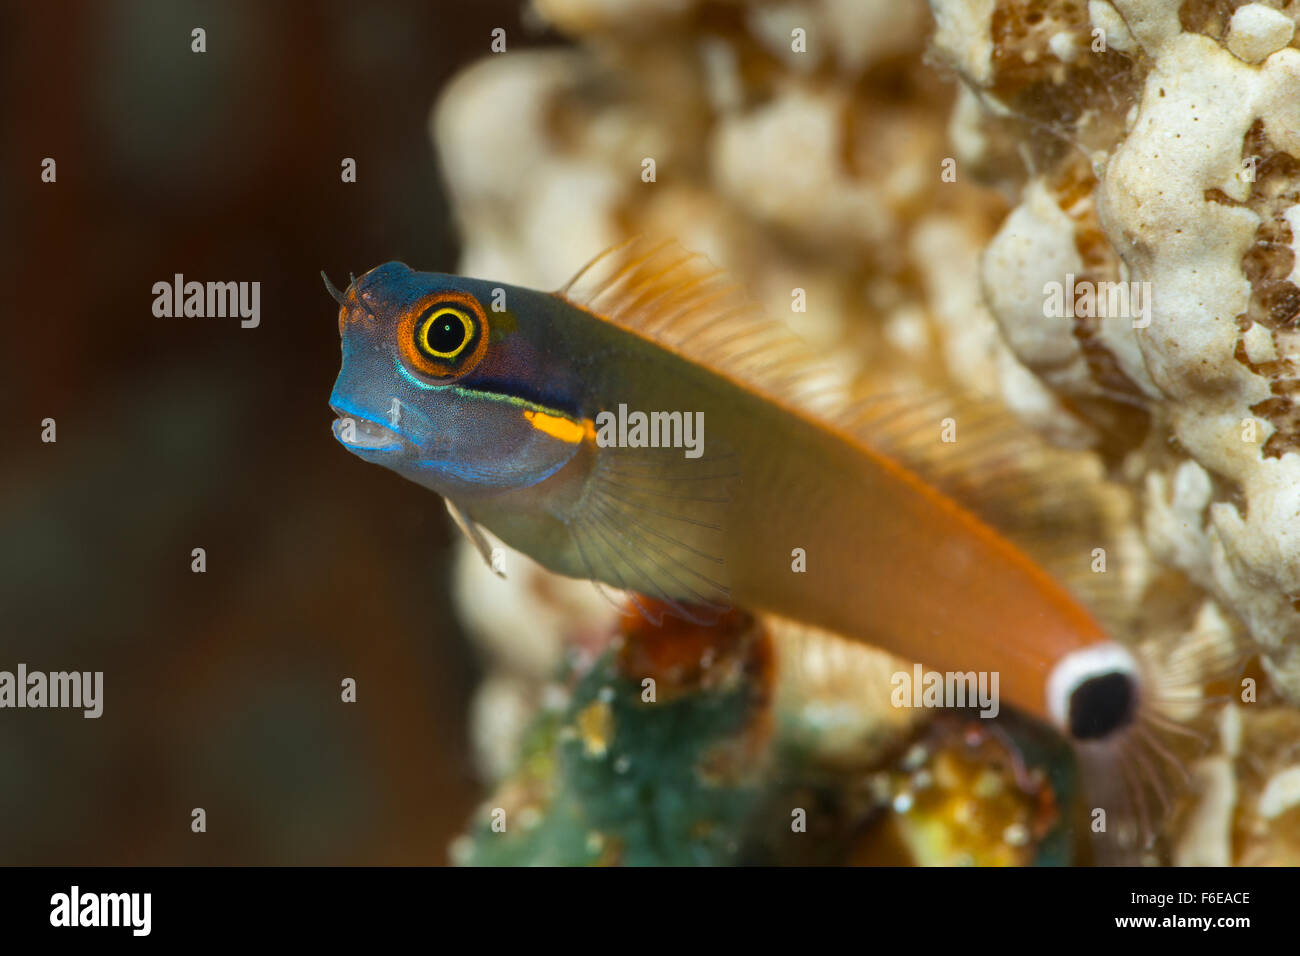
[{"left": 523, "top": 410, "right": 595, "bottom": 444}]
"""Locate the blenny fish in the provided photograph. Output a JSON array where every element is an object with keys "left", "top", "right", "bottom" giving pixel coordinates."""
[{"left": 325, "top": 239, "right": 1226, "bottom": 859}]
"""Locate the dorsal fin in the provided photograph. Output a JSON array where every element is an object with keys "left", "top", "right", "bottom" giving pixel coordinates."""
[
  {"left": 557, "top": 238, "right": 1143, "bottom": 632},
  {"left": 557, "top": 237, "right": 847, "bottom": 416},
  {"left": 837, "top": 391, "right": 1146, "bottom": 632}
]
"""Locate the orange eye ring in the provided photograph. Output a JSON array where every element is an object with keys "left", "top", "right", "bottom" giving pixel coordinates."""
[{"left": 397, "top": 291, "right": 488, "bottom": 380}]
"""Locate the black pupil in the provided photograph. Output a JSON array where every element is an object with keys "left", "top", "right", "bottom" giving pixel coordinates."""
[
  {"left": 1067, "top": 671, "right": 1137, "bottom": 740},
  {"left": 427, "top": 314, "right": 466, "bottom": 355}
]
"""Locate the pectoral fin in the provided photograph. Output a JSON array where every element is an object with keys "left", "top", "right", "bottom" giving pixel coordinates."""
[
  {"left": 563, "top": 442, "right": 736, "bottom": 626},
  {"left": 445, "top": 498, "right": 505, "bottom": 578}
]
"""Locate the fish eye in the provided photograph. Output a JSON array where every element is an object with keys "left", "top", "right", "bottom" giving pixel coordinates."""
[
  {"left": 398, "top": 292, "right": 487, "bottom": 380},
  {"left": 418, "top": 307, "right": 473, "bottom": 360}
]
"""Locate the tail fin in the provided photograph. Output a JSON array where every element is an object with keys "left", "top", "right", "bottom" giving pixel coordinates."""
[{"left": 1078, "top": 601, "right": 1246, "bottom": 865}]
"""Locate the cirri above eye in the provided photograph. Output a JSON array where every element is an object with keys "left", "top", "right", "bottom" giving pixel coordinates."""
[{"left": 398, "top": 291, "right": 488, "bottom": 380}]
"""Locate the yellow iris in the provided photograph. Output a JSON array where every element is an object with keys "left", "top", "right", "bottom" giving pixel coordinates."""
[{"left": 419, "top": 307, "right": 474, "bottom": 360}]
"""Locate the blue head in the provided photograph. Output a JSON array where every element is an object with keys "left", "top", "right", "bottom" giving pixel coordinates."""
[{"left": 326, "top": 262, "right": 589, "bottom": 500}]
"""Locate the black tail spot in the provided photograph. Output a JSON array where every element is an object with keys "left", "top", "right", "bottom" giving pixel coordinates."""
[{"left": 1068, "top": 671, "right": 1137, "bottom": 740}]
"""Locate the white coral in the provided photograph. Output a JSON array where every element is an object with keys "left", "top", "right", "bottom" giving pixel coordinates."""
[{"left": 934, "top": 0, "right": 1300, "bottom": 701}]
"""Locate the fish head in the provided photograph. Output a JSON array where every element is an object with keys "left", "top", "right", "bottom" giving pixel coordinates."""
[{"left": 326, "top": 262, "right": 587, "bottom": 499}]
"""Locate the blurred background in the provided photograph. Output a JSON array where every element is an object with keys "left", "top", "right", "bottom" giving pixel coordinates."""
[
  {"left": 10, "top": 0, "right": 1266, "bottom": 869},
  {"left": 0, "top": 0, "right": 554, "bottom": 864}
]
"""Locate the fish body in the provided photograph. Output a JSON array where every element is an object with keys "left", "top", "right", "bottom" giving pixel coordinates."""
[{"left": 327, "top": 240, "right": 1223, "bottom": 855}]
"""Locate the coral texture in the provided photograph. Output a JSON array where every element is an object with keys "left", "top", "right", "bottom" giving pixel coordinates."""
[{"left": 929, "top": 0, "right": 1300, "bottom": 863}]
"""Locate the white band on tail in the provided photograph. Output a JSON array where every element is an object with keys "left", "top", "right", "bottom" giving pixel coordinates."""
[{"left": 1046, "top": 642, "right": 1141, "bottom": 732}]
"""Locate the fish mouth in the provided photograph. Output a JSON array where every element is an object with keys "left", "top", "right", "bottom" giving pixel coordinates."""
[{"left": 331, "top": 408, "right": 405, "bottom": 452}]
